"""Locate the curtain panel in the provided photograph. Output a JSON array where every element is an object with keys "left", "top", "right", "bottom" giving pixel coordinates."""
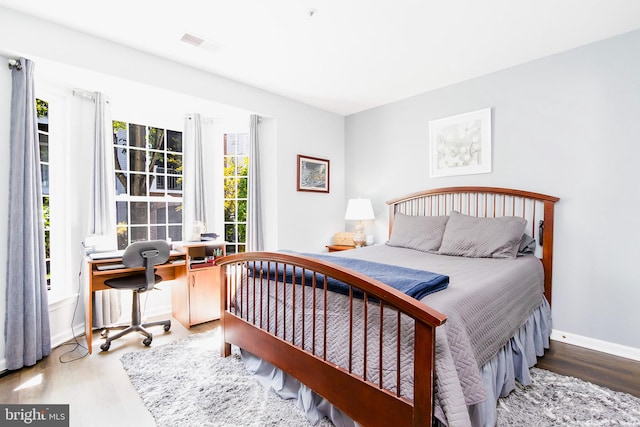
[
  {"left": 247, "top": 114, "right": 264, "bottom": 251},
  {"left": 88, "top": 92, "right": 121, "bottom": 328},
  {"left": 5, "top": 58, "right": 51, "bottom": 370},
  {"left": 183, "top": 113, "right": 208, "bottom": 241}
]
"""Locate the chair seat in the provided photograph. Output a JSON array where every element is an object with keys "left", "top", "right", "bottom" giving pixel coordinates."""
[{"left": 104, "top": 273, "right": 162, "bottom": 291}]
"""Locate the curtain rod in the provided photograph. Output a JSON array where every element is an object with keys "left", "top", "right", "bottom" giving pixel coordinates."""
[
  {"left": 73, "top": 89, "right": 96, "bottom": 101},
  {"left": 7, "top": 59, "right": 22, "bottom": 71}
]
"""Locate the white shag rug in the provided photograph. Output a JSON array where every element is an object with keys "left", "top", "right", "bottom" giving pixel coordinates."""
[{"left": 120, "top": 330, "right": 640, "bottom": 427}]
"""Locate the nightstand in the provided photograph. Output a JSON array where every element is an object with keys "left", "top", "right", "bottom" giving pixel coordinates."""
[{"left": 326, "top": 245, "right": 355, "bottom": 252}]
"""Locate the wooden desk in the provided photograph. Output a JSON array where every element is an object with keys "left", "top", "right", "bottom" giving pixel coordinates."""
[{"left": 86, "top": 252, "right": 187, "bottom": 354}]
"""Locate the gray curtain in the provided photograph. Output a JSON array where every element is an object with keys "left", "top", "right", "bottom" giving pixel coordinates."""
[
  {"left": 247, "top": 114, "right": 264, "bottom": 251},
  {"left": 183, "top": 113, "right": 208, "bottom": 241},
  {"left": 5, "top": 58, "right": 51, "bottom": 370},
  {"left": 88, "top": 92, "right": 121, "bottom": 328}
]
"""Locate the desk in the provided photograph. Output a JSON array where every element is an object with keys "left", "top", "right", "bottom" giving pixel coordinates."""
[{"left": 86, "top": 252, "right": 187, "bottom": 354}]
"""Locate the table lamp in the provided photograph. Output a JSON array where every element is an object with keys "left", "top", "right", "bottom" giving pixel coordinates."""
[{"left": 345, "top": 198, "right": 375, "bottom": 247}]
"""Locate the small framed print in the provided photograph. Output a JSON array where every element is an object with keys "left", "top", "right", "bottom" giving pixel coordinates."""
[
  {"left": 429, "top": 108, "right": 492, "bottom": 177},
  {"left": 297, "top": 155, "right": 330, "bottom": 193}
]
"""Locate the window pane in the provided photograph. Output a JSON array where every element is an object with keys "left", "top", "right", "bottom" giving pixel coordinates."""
[
  {"left": 238, "top": 177, "right": 248, "bottom": 198},
  {"left": 116, "top": 201, "right": 128, "bottom": 224},
  {"left": 153, "top": 152, "right": 165, "bottom": 173},
  {"left": 39, "top": 133, "right": 49, "bottom": 162},
  {"left": 238, "top": 157, "right": 248, "bottom": 176},
  {"left": 166, "top": 175, "right": 182, "bottom": 193},
  {"left": 168, "top": 225, "right": 182, "bottom": 242},
  {"left": 237, "top": 138, "right": 249, "bottom": 155},
  {"left": 130, "top": 226, "right": 148, "bottom": 243},
  {"left": 168, "top": 202, "right": 182, "bottom": 223},
  {"left": 115, "top": 172, "right": 127, "bottom": 195},
  {"left": 150, "top": 173, "right": 165, "bottom": 196},
  {"left": 224, "top": 177, "right": 236, "bottom": 199},
  {"left": 41, "top": 164, "right": 49, "bottom": 195},
  {"left": 150, "top": 225, "right": 166, "bottom": 241},
  {"left": 129, "top": 173, "right": 147, "bottom": 197},
  {"left": 129, "top": 123, "right": 146, "bottom": 148},
  {"left": 150, "top": 202, "right": 166, "bottom": 224},
  {"left": 224, "top": 157, "right": 234, "bottom": 171},
  {"left": 167, "top": 153, "right": 182, "bottom": 174},
  {"left": 130, "top": 202, "right": 148, "bottom": 225},
  {"left": 117, "top": 226, "right": 128, "bottom": 250},
  {"left": 148, "top": 127, "right": 165, "bottom": 151},
  {"left": 237, "top": 200, "right": 247, "bottom": 221},
  {"left": 129, "top": 148, "right": 148, "bottom": 172},
  {"left": 167, "top": 130, "right": 182, "bottom": 153},
  {"left": 114, "top": 147, "right": 128, "bottom": 171},
  {"left": 224, "top": 200, "right": 236, "bottom": 221},
  {"left": 238, "top": 223, "right": 246, "bottom": 243},
  {"left": 113, "top": 121, "right": 127, "bottom": 146},
  {"left": 225, "top": 223, "right": 236, "bottom": 243}
]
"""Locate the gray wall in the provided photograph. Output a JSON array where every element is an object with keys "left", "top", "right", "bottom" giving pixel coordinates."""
[{"left": 345, "top": 30, "right": 640, "bottom": 351}]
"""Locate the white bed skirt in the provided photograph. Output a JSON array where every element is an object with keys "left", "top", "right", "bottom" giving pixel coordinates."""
[{"left": 240, "top": 298, "right": 552, "bottom": 427}]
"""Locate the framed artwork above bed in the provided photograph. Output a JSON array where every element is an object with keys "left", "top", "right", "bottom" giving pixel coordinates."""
[
  {"left": 429, "top": 108, "right": 492, "bottom": 177},
  {"left": 297, "top": 154, "right": 330, "bottom": 193}
]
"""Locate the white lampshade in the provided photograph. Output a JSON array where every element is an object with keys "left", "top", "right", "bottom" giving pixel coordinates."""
[
  {"left": 344, "top": 198, "right": 375, "bottom": 221},
  {"left": 345, "top": 198, "right": 375, "bottom": 247}
]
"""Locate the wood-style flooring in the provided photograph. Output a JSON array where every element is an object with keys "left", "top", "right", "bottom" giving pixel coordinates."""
[{"left": 0, "top": 318, "right": 638, "bottom": 427}]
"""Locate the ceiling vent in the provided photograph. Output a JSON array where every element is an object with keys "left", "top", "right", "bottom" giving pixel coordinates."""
[
  {"left": 181, "top": 33, "right": 205, "bottom": 47},
  {"left": 180, "top": 33, "right": 223, "bottom": 53}
]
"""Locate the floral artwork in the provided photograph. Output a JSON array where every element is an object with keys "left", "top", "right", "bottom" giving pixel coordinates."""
[{"left": 429, "top": 108, "right": 492, "bottom": 177}]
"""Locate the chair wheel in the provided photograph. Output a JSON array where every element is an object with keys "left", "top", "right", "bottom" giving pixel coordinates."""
[
  {"left": 100, "top": 329, "right": 109, "bottom": 338},
  {"left": 100, "top": 341, "right": 111, "bottom": 351},
  {"left": 163, "top": 323, "right": 171, "bottom": 332},
  {"left": 143, "top": 336, "right": 152, "bottom": 346}
]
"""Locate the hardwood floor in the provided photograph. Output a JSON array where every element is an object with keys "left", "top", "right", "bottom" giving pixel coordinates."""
[
  {"left": 537, "top": 340, "right": 640, "bottom": 399},
  {"left": 0, "top": 322, "right": 638, "bottom": 427},
  {"left": 0, "top": 316, "right": 217, "bottom": 427}
]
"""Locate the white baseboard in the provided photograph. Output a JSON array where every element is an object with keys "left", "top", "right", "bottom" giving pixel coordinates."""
[{"left": 551, "top": 329, "right": 640, "bottom": 362}]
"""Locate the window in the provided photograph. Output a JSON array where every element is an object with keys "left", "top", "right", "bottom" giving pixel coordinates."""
[
  {"left": 113, "top": 121, "right": 183, "bottom": 249},
  {"left": 223, "top": 133, "right": 249, "bottom": 254},
  {"left": 37, "top": 98, "right": 51, "bottom": 290}
]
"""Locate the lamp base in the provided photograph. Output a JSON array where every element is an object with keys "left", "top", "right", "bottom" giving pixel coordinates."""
[{"left": 353, "top": 233, "right": 366, "bottom": 248}]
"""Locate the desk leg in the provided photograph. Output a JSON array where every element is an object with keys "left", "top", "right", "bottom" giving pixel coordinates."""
[{"left": 86, "top": 277, "right": 93, "bottom": 354}]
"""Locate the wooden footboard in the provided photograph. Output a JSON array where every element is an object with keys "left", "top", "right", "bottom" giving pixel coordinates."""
[{"left": 217, "top": 252, "right": 447, "bottom": 427}]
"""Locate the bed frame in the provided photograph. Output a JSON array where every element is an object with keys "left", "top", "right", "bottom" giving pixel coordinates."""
[{"left": 217, "top": 186, "right": 559, "bottom": 427}]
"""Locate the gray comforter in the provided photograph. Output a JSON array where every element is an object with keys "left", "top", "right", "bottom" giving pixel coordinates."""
[
  {"left": 328, "top": 245, "right": 544, "bottom": 427},
  {"left": 237, "top": 245, "right": 545, "bottom": 427}
]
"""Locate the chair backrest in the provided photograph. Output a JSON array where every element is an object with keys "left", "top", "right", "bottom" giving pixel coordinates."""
[{"left": 122, "top": 240, "right": 171, "bottom": 291}]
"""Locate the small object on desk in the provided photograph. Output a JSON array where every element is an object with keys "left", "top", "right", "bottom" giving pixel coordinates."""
[
  {"left": 326, "top": 245, "right": 355, "bottom": 252},
  {"left": 200, "top": 233, "right": 219, "bottom": 241},
  {"left": 96, "top": 263, "right": 126, "bottom": 271}
]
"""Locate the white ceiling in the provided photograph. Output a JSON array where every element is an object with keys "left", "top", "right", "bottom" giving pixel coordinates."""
[{"left": 3, "top": 0, "right": 640, "bottom": 116}]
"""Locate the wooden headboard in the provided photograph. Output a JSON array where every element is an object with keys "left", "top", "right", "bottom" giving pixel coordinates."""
[{"left": 387, "top": 186, "right": 560, "bottom": 305}]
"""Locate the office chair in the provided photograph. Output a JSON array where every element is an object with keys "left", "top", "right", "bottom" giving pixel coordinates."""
[{"left": 100, "top": 240, "right": 172, "bottom": 351}]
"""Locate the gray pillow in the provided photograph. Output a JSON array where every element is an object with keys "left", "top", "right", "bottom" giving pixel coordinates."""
[
  {"left": 517, "top": 234, "right": 536, "bottom": 256},
  {"left": 386, "top": 213, "right": 450, "bottom": 253},
  {"left": 438, "top": 211, "right": 527, "bottom": 259}
]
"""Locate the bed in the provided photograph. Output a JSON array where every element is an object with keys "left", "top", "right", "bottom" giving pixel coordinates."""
[{"left": 216, "top": 186, "right": 559, "bottom": 427}]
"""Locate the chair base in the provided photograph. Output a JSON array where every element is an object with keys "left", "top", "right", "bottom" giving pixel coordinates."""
[{"left": 100, "top": 320, "right": 171, "bottom": 351}]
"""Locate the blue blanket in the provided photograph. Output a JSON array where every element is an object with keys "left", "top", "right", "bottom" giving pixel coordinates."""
[{"left": 248, "top": 252, "right": 448, "bottom": 301}]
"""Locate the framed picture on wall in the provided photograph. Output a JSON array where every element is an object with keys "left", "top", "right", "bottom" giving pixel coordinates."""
[
  {"left": 297, "top": 155, "right": 330, "bottom": 193},
  {"left": 429, "top": 108, "right": 492, "bottom": 177}
]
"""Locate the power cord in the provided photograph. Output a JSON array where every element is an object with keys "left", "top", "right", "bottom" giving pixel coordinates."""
[{"left": 57, "top": 241, "right": 90, "bottom": 363}]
